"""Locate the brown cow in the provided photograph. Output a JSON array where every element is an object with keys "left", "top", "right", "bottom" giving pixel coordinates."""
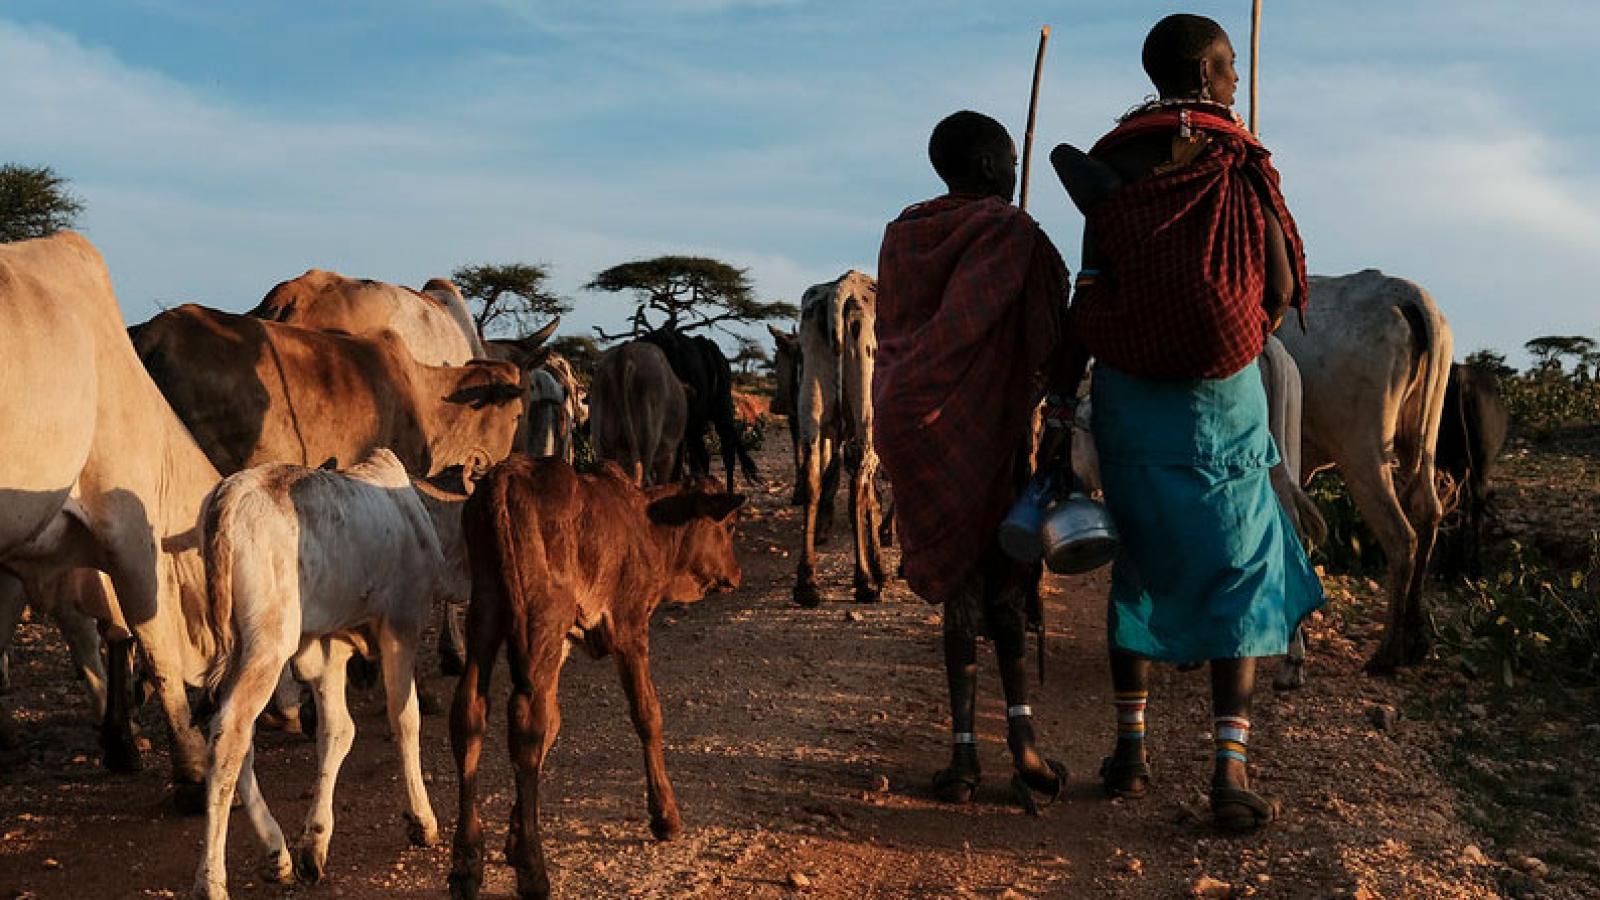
[
  {"left": 447, "top": 457, "right": 742, "bottom": 900},
  {"left": 589, "top": 341, "right": 688, "bottom": 486},
  {"left": 132, "top": 304, "right": 524, "bottom": 477}
]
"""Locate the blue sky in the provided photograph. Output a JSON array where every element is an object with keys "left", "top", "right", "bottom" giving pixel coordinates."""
[{"left": 3, "top": 1, "right": 1596, "bottom": 365}]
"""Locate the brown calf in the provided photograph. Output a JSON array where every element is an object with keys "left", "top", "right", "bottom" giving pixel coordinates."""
[{"left": 447, "top": 455, "right": 743, "bottom": 900}]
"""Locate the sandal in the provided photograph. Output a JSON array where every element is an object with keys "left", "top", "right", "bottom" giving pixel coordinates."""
[
  {"left": 931, "top": 766, "right": 980, "bottom": 804},
  {"left": 1010, "top": 759, "right": 1068, "bottom": 816},
  {"left": 1210, "top": 786, "right": 1281, "bottom": 833},
  {"left": 1099, "top": 754, "right": 1152, "bottom": 799}
]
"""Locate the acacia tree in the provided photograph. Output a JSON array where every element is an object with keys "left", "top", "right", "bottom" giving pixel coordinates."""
[
  {"left": 451, "top": 262, "right": 571, "bottom": 340},
  {"left": 586, "top": 255, "right": 797, "bottom": 338},
  {"left": 0, "top": 164, "right": 83, "bottom": 242},
  {"left": 731, "top": 335, "right": 769, "bottom": 375},
  {"left": 1525, "top": 336, "right": 1597, "bottom": 376}
]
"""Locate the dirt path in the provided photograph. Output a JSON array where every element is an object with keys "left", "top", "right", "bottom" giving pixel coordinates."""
[{"left": 0, "top": 442, "right": 1518, "bottom": 898}]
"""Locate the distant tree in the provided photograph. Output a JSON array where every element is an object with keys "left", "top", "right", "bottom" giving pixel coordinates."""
[
  {"left": 730, "top": 335, "right": 769, "bottom": 375},
  {"left": 1464, "top": 348, "right": 1517, "bottom": 380},
  {"left": 1524, "top": 335, "right": 1596, "bottom": 375},
  {"left": 451, "top": 262, "right": 571, "bottom": 340},
  {"left": 586, "top": 255, "right": 798, "bottom": 339},
  {"left": 548, "top": 334, "right": 602, "bottom": 375},
  {"left": 0, "top": 164, "right": 84, "bottom": 242}
]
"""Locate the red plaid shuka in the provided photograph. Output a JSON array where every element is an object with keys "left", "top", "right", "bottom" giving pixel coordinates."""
[
  {"left": 873, "top": 194, "right": 1069, "bottom": 604},
  {"left": 1070, "top": 104, "right": 1307, "bottom": 380}
]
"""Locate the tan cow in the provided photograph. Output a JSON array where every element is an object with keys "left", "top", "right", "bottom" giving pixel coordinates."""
[
  {"left": 1279, "top": 270, "right": 1453, "bottom": 674},
  {"left": 0, "top": 233, "right": 218, "bottom": 808},
  {"left": 590, "top": 342, "right": 688, "bottom": 487},
  {"left": 249, "top": 269, "right": 485, "bottom": 365},
  {"left": 791, "top": 271, "right": 886, "bottom": 606}
]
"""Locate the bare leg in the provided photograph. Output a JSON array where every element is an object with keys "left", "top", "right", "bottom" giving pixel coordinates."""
[
  {"left": 1105, "top": 647, "right": 1153, "bottom": 793},
  {"left": 1210, "top": 657, "right": 1255, "bottom": 793},
  {"left": 934, "top": 627, "right": 980, "bottom": 802}
]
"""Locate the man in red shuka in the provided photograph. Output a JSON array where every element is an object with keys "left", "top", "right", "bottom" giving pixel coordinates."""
[{"left": 874, "top": 111, "right": 1082, "bottom": 809}]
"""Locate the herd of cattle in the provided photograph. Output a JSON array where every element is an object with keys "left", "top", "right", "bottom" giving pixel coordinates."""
[{"left": 0, "top": 232, "right": 1509, "bottom": 899}]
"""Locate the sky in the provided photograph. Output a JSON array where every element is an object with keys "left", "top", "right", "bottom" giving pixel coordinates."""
[{"left": 2, "top": 0, "right": 1597, "bottom": 366}]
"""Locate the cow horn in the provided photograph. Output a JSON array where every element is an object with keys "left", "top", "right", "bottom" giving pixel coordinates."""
[{"left": 520, "top": 318, "right": 560, "bottom": 351}]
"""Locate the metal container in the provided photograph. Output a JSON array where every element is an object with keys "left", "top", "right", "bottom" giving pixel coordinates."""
[
  {"left": 997, "top": 470, "right": 1058, "bottom": 562},
  {"left": 1040, "top": 492, "right": 1120, "bottom": 574}
]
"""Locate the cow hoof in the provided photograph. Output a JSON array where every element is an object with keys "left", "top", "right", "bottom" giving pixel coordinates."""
[
  {"left": 406, "top": 811, "right": 440, "bottom": 847},
  {"left": 102, "top": 741, "right": 142, "bottom": 774},
  {"left": 191, "top": 876, "right": 230, "bottom": 900},
  {"left": 1272, "top": 663, "right": 1305, "bottom": 692},
  {"left": 173, "top": 779, "right": 207, "bottom": 815},
  {"left": 418, "top": 686, "right": 444, "bottom": 716},
  {"left": 649, "top": 814, "right": 683, "bottom": 842},
  {"left": 294, "top": 844, "right": 326, "bottom": 884},
  {"left": 261, "top": 849, "right": 294, "bottom": 884},
  {"left": 448, "top": 873, "right": 483, "bottom": 900},
  {"left": 793, "top": 583, "right": 824, "bottom": 609},
  {"left": 853, "top": 585, "right": 882, "bottom": 604},
  {"left": 1363, "top": 649, "right": 1401, "bottom": 678},
  {"left": 439, "top": 646, "right": 466, "bottom": 678},
  {"left": 515, "top": 873, "right": 552, "bottom": 900}
]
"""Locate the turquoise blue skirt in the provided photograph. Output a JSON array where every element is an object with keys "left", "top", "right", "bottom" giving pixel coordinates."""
[{"left": 1092, "top": 364, "right": 1325, "bottom": 664}]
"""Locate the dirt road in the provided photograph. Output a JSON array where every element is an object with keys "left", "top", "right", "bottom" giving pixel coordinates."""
[{"left": 0, "top": 442, "right": 1514, "bottom": 898}]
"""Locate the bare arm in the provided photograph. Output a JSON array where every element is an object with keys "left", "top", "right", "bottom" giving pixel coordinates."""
[{"left": 1262, "top": 205, "right": 1292, "bottom": 330}]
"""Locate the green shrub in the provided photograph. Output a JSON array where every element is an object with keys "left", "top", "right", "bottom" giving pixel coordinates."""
[
  {"left": 1501, "top": 375, "right": 1600, "bottom": 441},
  {"left": 1437, "top": 538, "right": 1600, "bottom": 687}
]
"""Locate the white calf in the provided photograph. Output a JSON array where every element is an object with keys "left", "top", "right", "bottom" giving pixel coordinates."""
[{"left": 192, "top": 448, "right": 451, "bottom": 900}]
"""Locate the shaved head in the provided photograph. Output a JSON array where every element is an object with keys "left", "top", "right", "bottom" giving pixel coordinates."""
[
  {"left": 928, "top": 110, "right": 1017, "bottom": 200},
  {"left": 1142, "top": 14, "right": 1230, "bottom": 96}
]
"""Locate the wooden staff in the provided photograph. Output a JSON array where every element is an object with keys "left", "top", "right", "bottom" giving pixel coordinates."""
[
  {"left": 1248, "top": 0, "right": 1262, "bottom": 134},
  {"left": 1018, "top": 25, "right": 1051, "bottom": 211}
]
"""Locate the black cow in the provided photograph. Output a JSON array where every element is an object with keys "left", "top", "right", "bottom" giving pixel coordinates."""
[
  {"left": 639, "top": 328, "right": 759, "bottom": 492},
  {"left": 1436, "top": 363, "right": 1510, "bottom": 578}
]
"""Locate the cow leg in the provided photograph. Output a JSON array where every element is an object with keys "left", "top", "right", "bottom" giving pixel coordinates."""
[
  {"left": 50, "top": 602, "right": 108, "bottom": 720},
  {"left": 295, "top": 639, "right": 356, "bottom": 884},
  {"left": 505, "top": 641, "right": 564, "bottom": 900},
  {"left": 1340, "top": 462, "right": 1420, "bottom": 675},
  {"left": 439, "top": 599, "right": 467, "bottom": 677},
  {"left": 99, "top": 634, "right": 142, "bottom": 773},
  {"left": 1273, "top": 627, "right": 1307, "bottom": 691},
  {"left": 448, "top": 603, "right": 504, "bottom": 900},
  {"left": 0, "top": 574, "right": 22, "bottom": 696},
  {"left": 1398, "top": 462, "right": 1445, "bottom": 666},
  {"left": 109, "top": 555, "right": 208, "bottom": 811},
  {"left": 615, "top": 639, "right": 681, "bottom": 841},
  {"left": 193, "top": 650, "right": 286, "bottom": 900},
  {"left": 235, "top": 742, "right": 293, "bottom": 885},
  {"left": 848, "top": 444, "right": 886, "bottom": 604},
  {"left": 378, "top": 621, "right": 439, "bottom": 847},
  {"left": 794, "top": 440, "right": 824, "bottom": 608},
  {"left": 816, "top": 439, "right": 841, "bottom": 543},
  {"left": 789, "top": 417, "right": 805, "bottom": 505}
]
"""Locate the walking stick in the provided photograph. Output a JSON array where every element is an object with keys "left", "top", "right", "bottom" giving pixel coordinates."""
[
  {"left": 1018, "top": 25, "right": 1050, "bottom": 211},
  {"left": 1248, "top": 0, "right": 1262, "bottom": 135}
]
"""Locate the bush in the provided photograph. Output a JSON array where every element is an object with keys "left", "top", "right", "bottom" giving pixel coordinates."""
[
  {"left": 1437, "top": 538, "right": 1600, "bottom": 687},
  {"left": 1501, "top": 374, "right": 1600, "bottom": 441}
]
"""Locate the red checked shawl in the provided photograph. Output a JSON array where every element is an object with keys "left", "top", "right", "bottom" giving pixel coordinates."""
[
  {"left": 1070, "top": 106, "right": 1307, "bottom": 379},
  {"left": 873, "top": 194, "right": 1069, "bottom": 604}
]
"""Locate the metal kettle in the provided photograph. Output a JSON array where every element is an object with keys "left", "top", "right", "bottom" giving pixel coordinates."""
[{"left": 998, "top": 467, "right": 1120, "bottom": 575}]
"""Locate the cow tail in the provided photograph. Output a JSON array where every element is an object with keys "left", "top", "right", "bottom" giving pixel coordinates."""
[
  {"left": 1399, "top": 294, "right": 1454, "bottom": 504},
  {"left": 1291, "top": 487, "right": 1329, "bottom": 549},
  {"left": 200, "top": 483, "right": 238, "bottom": 698}
]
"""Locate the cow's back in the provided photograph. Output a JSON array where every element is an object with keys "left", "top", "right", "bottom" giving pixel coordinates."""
[
  {"left": 252, "top": 269, "right": 481, "bottom": 367},
  {"left": 135, "top": 306, "right": 425, "bottom": 474}
]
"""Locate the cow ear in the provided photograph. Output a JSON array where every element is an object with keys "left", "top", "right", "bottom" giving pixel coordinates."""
[
  {"left": 699, "top": 492, "right": 745, "bottom": 524},
  {"left": 645, "top": 493, "right": 696, "bottom": 527}
]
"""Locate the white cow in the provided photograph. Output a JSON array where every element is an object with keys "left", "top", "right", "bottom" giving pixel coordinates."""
[
  {"left": 791, "top": 271, "right": 887, "bottom": 607},
  {"left": 192, "top": 449, "right": 460, "bottom": 899},
  {"left": 0, "top": 232, "right": 218, "bottom": 806},
  {"left": 1279, "top": 270, "right": 1453, "bottom": 673},
  {"left": 249, "top": 269, "right": 486, "bottom": 366}
]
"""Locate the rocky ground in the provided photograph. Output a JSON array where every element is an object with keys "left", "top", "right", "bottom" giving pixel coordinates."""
[{"left": 0, "top": 439, "right": 1590, "bottom": 899}]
